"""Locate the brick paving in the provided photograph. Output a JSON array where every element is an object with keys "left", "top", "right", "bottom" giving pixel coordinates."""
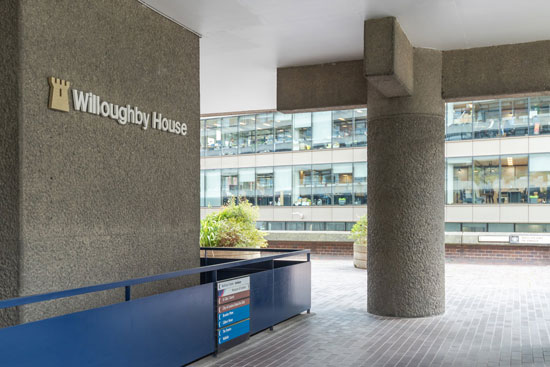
[{"left": 190, "top": 259, "right": 550, "bottom": 367}]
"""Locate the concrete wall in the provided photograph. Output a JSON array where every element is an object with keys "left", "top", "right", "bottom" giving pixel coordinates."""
[
  {"left": 1, "top": 0, "right": 200, "bottom": 325},
  {"left": 277, "top": 60, "right": 367, "bottom": 113},
  {"left": 0, "top": 0, "right": 21, "bottom": 326},
  {"left": 442, "top": 41, "right": 550, "bottom": 101}
]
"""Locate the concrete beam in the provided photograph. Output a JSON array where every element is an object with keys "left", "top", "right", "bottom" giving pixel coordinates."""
[
  {"left": 277, "top": 60, "right": 367, "bottom": 113},
  {"left": 364, "top": 17, "right": 413, "bottom": 98},
  {"left": 278, "top": 41, "right": 550, "bottom": 110},
  {"left": 442, "top": 40, "right": 550, "bottom": 101}
]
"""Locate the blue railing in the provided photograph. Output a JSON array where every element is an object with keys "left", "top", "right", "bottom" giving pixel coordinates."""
[
  {"left": 0, "top": 248, "right": 309, "bottom": 310},
  {"left": 0, "top": 247, "right": 311, "bottom": 366}
]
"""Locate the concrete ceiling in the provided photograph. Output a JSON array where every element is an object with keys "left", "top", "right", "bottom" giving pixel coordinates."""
[{"left": 141, "top": 0, "right": 550, "bottom": 115}]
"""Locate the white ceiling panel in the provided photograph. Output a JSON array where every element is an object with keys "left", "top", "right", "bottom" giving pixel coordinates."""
[{"left": 142, "top": 0, "right": 550, "bottom": 114}]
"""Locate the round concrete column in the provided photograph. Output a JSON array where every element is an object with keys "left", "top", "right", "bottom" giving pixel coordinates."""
[{"left": 367, "top": 48, "right": 445, "bottom": 317}]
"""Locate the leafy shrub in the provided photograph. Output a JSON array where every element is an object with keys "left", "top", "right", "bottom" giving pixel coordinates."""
[
  {"left": 349, "top": 215, "right": 367, "bottom": 246},
  {"left": 200, "top": 197, "right": 268, "bottom": 248}
]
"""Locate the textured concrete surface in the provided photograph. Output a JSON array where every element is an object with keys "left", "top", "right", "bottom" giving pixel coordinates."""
[
  {"left": 279, "top": 38, "right": 550, "bottom": 111},
  {"left": 191, "top": 258, "right": 550, "bottom": 367},
  {"left": 0, "top": 0, "right": 200, "bottom": 324},
  {"left": 364, "top": 17, "right": 413, "bottom": 97},
  {"left": 443, "top": 40, "right": 550, "bottom": 101},
  {"left": 0, "top": 0, "right": 21, "bottom": 327},
  {"left": 367, "top": 48, "right": 445, "bottom": 317},
  {"left": 277, "top": 60, "right": 367, "bottom": 113}
]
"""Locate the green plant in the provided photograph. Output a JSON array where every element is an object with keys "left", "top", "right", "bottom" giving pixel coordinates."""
[
  {"left": 200, "top": 197, "right": 268, "bottom": 248},
  {"left": 349, "top": 215, "right": 367, "bottom": 246}
]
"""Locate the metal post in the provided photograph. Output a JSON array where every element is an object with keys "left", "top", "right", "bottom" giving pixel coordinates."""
[
  {"left": 307, "top": 252, "right": 311, "bottom": 314},
  {"left": 212, "top": 270, "right": 218, "bottom": 357},
  {"left": 270, "top": 259, "right": 274, "bottom": 331},
  {"left": 125, "top": 286, "right": 131, "bottom": 301}
]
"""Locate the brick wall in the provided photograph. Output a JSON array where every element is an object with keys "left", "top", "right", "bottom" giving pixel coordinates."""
[
  {"left": 446, "top": 244, "right": 550, "bottom": 264},
  {"left": 268, "top": 241, "right": 353, "bottom": 256},
  {"left": 268, "top": 241, "right": 550, "bottom": 264}
]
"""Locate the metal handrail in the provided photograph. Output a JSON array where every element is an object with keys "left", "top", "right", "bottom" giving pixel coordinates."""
[{"left": 0, "top": 248, "right": 310, "bottom": 310}]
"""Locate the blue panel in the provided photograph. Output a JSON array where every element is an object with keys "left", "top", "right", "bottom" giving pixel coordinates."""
[
  {"left": 0, "top": 283, "right": 215, "bottom": 367},
  {"left": 218, "top": 305, "right": 250, "bottom": 328},
  {"left": 218, "top": 319, "right": 250, "bottom": 344},
  {"left": 249, "top": 270, "right": 274, "bottom": 334},
  {"left": 273, "top": 261, "right": 311, "bottom": 325}
]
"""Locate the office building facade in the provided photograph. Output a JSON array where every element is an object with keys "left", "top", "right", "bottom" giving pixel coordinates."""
[{"left": 200, "top": 95, "right": 550, "bottom": 234}]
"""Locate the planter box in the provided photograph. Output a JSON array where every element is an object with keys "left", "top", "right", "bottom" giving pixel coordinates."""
[{"left": 353, "top": 243, "right": 367, "bottom": 269}]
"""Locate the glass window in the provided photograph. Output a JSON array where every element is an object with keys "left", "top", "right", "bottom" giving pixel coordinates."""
[
  {"left": 353, "top": 162, "right": 367, "bottom": 205},
  {"left": 445, "top": 103, "right": 472, "bottom": 141},
  {"left": 332, "top": 110, "right": 354, "bottom": 148},
  {"left": 200, "top": 120, "right": 206, "bottom": 157},
  {"left": 488, "top": 223, "right": 514, "bottom": 232},
  {"left": 204, "top": 169, "right": 221, "bottom": 207},
  {"left": 238, "top": 115, "right": 256, "bottom": 154},
  {"left": 501, "top": 98, "right": 528, "bottom": 137},
  {"left": 333, "top": 163, "right": 353, "bottom": 206},
  {"left": 312, "top": 111, "right": 332, "bottom": 149},
  {"left": 473, "top": 100, "right": 500, "bottom": 139},
  {"left": 286, "top": 222, "right": 305, "bottom": 231},
  {"left": 445, "top": 223, "right": 461, "bottom": 232},
  {"left": 345, "top": 222, "right": 355, "bottom": 231},
  {"left": 293, "top": 165, "right": 312, "bottom": 206},
  {"left": 500, "top": 155, "right": 528, "bottom": 203},
  {"left": 473, "top": 156, "right": 499, "bottom": 204},
  {"left": 446, "top": 157, "right": 473, "bottom": 204},
  {"left": 238, "top": 168, "right": 256, "bottom": 205},
  {"left": 326, "top": 222, "right": 346, "bottom": 231},
  {"left": 221, "top": 116, "right": 239, "bottom": 156},
  {"left": 200, "top": 170, "right": 205, "bottom": 207},
  {"left": 221, "top": 168, "right": 238, "bottom": 205},
  {"left": 462, "top": 223, "right": 487, "bottom": 232},
  {"left": 305, "top": 222, "right": 325, "bottom": 231},
  {"left": 293, "top": 113, "right": 312, "bottom": 151},
  {"left": 256, "top": 221, "right": 268, "bottom": 230},
  {"left": 268, "top": 222, "right": 284, "bottom": 230},
  {"left": 529, "top": 153, "right": 550, "bottom": 204},
  {"left": 312, "top": 164, "right": 332, "bottom": 206},
  {"left": 205, "top": 118, "right": 222, "bottom": 156},
  {"left": 274, "top": 166, "right": 292, "bottom": 206},
  {"left": 530, "top": 97, "right": 550, "bottom": 135},
  {"left": 353, "top": 109, "right": 367, "bottom": 147},
  {"left": 515, "top": 223, "right": 550, "bottom": 233},
  {"left": 274, "top": 112, "right": 293, "bottom": 152},
  {"left": 256, "top": 113, "right": 274, "bottom": 153},
  {"left": 256, "top": 167, "right": 274, "bottom": 206}
]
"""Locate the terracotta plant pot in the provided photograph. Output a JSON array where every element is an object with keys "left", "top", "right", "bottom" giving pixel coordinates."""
[{"left": 353, "top": 243, "right": 367, "bottom": 269}]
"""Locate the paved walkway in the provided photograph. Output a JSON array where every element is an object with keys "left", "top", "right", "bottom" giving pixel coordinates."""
[{"left": 191, "top": 259, "right": 550, "bottom": 367}]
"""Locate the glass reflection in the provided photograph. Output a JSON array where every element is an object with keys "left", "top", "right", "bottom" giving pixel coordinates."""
[
  {"left": 312, "top": 164, "right": 332, "bottom": 205},
  {"left": 256, "top": 113, "right": 274, "bottom": 153},
  {"left": 500, "top": 155, "right": 528, "bottom": 203},
  {"left": 446, "top": 157, "right": 473, "bottom": 204},
  {"left": 473, "top": 156, "right": 499, "bottom": 204}
]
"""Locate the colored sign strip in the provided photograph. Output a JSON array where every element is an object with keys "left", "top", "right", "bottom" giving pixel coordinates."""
[
  {"left": 218, "top": 304, "right": 250, "bottom": 328},
  {"left": 218, "top": 290, "right": 250, "bottom": 305},
  {"left": 218, "top": 298, "right": 250, "bottom": 314},
  {"left": 218, "top": 319, "right": 250, "bottom": 345}
]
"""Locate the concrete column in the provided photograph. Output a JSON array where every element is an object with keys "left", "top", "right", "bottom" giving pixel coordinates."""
[{"left": 365, "top": 18, "right": 445, "bottom": 317}]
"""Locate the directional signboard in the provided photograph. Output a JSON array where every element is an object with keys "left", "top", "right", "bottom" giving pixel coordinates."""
[{"left": 216, "top": 276, "right": 250, "bottom": 352}]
